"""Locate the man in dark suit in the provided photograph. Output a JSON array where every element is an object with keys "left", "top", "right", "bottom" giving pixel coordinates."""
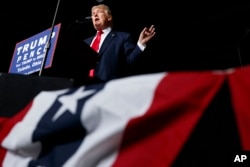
[{"left": 84, "top": 4, "right": 156, "bottom": 83}]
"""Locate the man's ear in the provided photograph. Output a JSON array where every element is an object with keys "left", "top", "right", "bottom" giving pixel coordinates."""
[{"left": 107, "top": 15, "right": 112, "bottom": 21}]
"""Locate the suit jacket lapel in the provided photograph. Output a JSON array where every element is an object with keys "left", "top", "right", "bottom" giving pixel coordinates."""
[{"left": 98, "top": 31, "right": 116, "bottom": 55}]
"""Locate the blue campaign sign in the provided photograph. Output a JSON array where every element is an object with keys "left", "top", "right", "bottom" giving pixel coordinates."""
[{"left": 8, "top": 23, "right": 61, "bottom": 75}]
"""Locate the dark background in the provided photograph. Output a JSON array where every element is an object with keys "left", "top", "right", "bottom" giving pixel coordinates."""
[{"left": 1, "top": 0, "right": 250, "bottom": 77}]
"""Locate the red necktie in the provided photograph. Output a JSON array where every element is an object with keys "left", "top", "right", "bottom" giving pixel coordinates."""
[{"left": 89, "top": 30, "right": 103, "bottom": 77}]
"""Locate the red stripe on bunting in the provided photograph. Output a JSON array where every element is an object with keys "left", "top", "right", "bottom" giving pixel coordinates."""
[
  {"left": 228, "top": 66, "right": 250, "bottom": 150},
  {"left": 112, "top": 71, "right": 225, "bottom": 167},
  {"left": 0, "top": 101, "right": 33, "bottom": 163}
]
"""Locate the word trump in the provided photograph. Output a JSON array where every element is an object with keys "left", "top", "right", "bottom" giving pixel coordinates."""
[{"left": 15, "top": 32, "right": 55, "bottom": 64}]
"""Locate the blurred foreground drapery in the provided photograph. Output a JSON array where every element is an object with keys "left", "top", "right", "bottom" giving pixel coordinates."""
[{"left": 0, "top": 66, "right": 250, "bottom": 167}]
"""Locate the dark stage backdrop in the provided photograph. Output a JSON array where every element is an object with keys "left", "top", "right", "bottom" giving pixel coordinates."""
[{"left": 2, "top": 1, "right": 250, "bottom": 75}]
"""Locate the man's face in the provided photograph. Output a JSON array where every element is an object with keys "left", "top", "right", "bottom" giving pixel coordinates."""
[{"left": 91, "top": 7, "right": 111, "bottom": 30}]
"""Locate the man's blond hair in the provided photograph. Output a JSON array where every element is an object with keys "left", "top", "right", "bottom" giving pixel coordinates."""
[{"left": 91, "top": 4, "right": 112, "bottom": 16}]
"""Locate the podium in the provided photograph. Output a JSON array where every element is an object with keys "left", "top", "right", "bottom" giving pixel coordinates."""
[
  {"left": 9, "top": 22, "right": 97, "bottom": 86},
  {"left": 40, "top": 24, "right": 98, "bottom": 86},
  {"left": 0, "top": 73, "right": 74, "bottom": 117}
]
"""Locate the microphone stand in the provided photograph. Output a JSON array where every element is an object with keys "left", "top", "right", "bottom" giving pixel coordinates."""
[
  {"left": 237, "top": 27, "right": 250, "bottom": 68},
  {"left": 39, "top": 0, "right": 61, "bottom": 76}
]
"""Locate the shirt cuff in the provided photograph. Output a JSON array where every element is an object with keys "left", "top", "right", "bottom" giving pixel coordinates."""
[{"left": 137, "top": 41, "right": 146, "bottom": 51}]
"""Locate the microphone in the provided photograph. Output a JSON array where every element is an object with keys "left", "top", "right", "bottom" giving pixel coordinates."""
[
  {"left": 75, "top": 16, "right": 92, "bottom": 24},
  {"left": 85, "top": 16, "right": 92, "bottom": 20}
]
